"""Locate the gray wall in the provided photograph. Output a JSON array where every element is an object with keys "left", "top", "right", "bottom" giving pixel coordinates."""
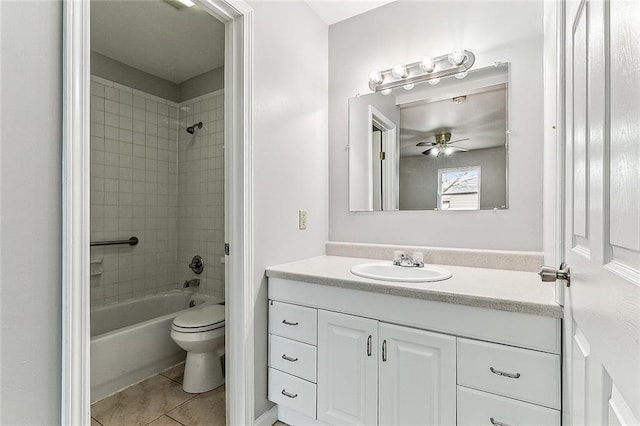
[
  {"left": 0, "top": 1, "right": 63, "bottom": 424},
  {"left": 329, "top": 0, "right": 545, "bottom": 251},
  {"left": 179, "top": 66, "right": 224, "bottom": 101},
  {"left": 248, "top": 0, "right": 328, "bottom": 419},
  {"left": 92, "top": 51, "right": 180, "bottom": 101},
  {"left": 92, "top": 51, "right": 224, "bottom": 102},
  {"left": 400, "top": 147, "right": 507, "bottom": 210}
]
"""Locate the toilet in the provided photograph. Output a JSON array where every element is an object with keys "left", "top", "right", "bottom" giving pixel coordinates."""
[{"left": 170, "top": 304, "right": 225, "bottom": 393}]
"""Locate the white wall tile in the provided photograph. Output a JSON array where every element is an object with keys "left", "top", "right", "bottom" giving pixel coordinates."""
[{"left": 90, "top": 76, "right": 223, "bottom": 307}]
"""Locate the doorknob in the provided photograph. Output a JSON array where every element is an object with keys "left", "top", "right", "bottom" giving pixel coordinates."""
[{"left": 539, "top": 263, "right": 571, "bottom": 287}]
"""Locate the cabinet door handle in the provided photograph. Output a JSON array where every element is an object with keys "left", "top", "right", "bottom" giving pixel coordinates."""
[
  {"left": 490, "top": 417, "right": 513, "bottom": 426},
  {"left": 366, "top": 335, "right": 372, "bottom": 356},
  {"left": 282, "top": 319, "right": 299, "bottom": 326},
  {"left": 382, "top": 339, "right": 387, "bottom": 362},
  {"left": 282, "top": 354, "right": 298, "bottom": 362},
  {"left": 281, "top": 389, "right": 298, "bottom": 399},
  {"left": 490, "top": 367, "right": 521, "bottom": 379}
]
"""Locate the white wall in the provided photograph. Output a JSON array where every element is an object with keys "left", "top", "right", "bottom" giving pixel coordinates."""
[
  {"left": 0, "top": 1, "right": 63, "bottom": 423},
  {"left": 329, "top": 0, "right": 545, "bottom": 251},
  {"left": 248, "top": 0, "right": 328, "bottom": 418}
]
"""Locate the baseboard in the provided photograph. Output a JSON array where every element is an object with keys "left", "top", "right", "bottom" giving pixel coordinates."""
[{"left": 254, "top": 406, "right": 278, "bottom": 426}]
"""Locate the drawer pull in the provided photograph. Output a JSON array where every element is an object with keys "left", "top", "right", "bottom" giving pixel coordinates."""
[
  {"left": 382, "top": 339, "right": 387, "bottom": 362},
  {"left": 490, "top": 417, "right": 514, "bottom": 426},
  {"left": 281, "top": 354, "right": 298, "bottom": 362},
  {"left": 281, "top": 389, "right": 298, "bottom": 399},
  {"left": 282, "top": 319, "right": 299, "bottom": 326},
  {"left": 490, "top": 367, "right": 521, "bottom": 379},
  {"left": 367, "top": 335, "right": 372, "bottom": 356}
]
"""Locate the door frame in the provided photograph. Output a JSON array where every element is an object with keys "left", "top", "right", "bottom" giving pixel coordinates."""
[{"left": 61, "top": 0, "right": 255, "bottom": 424}]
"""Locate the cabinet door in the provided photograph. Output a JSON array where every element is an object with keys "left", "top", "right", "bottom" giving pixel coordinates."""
[
  {"left": 379, "top": 323, "right": 456, "bottom": 426},
  {"left": 317, "top": 310, "right": 378, "bottom": 425}
]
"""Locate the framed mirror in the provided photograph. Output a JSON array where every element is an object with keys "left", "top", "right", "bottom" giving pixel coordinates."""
[{"left": 349, "top": 62, "right": 509, "bottom": 212}]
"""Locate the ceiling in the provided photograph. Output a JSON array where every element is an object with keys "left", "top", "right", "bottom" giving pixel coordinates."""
[
  {"left": 400, "top": 85, "right": 507, "bottom": 157},
  {"left": 304, "top": 0, "right": 397, "bottom": 25},
  {"left": 91, "top": 0, "right": 225, "bottom": 84}
]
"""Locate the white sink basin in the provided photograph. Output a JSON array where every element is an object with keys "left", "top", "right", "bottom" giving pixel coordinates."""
[{"left": 350, "top": 262, "right": 452, "bottom": 283}]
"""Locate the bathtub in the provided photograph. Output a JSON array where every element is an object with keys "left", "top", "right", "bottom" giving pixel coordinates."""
[{"left": 91, "top": 290, "right": 219, "bottom": 402}]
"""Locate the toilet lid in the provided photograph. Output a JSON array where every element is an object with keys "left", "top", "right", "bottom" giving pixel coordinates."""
[{"left": 173, "top": 304, "right": 225, "bottom": 329}]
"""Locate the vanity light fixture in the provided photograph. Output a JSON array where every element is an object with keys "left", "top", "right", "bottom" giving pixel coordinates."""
[{"left": 368, "top": 49, "right": 475, "bottom": 93}]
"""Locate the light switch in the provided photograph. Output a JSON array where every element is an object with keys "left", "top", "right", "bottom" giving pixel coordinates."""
[{"left": 298, "top": 210, "right": 308, "bottom": 230}]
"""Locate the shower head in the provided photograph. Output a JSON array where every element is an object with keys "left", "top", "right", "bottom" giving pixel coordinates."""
[{"left": 186, "top": 122, "right": 203, "bottom": 134}]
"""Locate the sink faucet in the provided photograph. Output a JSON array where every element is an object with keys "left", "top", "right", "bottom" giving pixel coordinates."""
[
  {"left": 393, "top": 252, "right": 424, "bottom": 268},
  {"left": 183, "top": 278, "right": 200, "bottom": 288}
]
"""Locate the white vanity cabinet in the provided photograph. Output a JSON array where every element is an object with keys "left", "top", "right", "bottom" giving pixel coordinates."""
[
  {"left": 378, "top": 322, "right": 456, "bottom": 425},
  {"left": 267, "top": 276, "right": 562, "bottom": 426},
  {"left": 317, "top": 310, "right": 378, "bottom": 425}
]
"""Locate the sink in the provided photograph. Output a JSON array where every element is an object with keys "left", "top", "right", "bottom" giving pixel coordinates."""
[{"left": 350, "top": 262, "right": 452, "bottom": 283}]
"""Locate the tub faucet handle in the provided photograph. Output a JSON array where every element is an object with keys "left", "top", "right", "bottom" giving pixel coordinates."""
[{"left": 189, "top": 255, "right": 204, "bottom": 274}]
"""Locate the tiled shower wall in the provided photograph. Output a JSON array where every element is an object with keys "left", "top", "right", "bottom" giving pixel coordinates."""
[
  {"left": 90, "top": 76, "right": 225, "bottom": 307},
  {"left": 177, "top": 90, "right": 225, "bottom": 300}
]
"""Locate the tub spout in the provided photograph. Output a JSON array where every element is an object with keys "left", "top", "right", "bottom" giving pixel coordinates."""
[{"left": 183, "top": 278, "right": 200, "bottom": 288}]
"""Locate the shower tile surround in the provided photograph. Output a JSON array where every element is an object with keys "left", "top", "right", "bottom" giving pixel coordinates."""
[{"left": 90, "top": 76, "right": 225, "bottom": 307}]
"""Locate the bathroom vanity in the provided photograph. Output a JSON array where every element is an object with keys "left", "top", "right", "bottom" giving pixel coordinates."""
[{"left": 265, "top": 255, "right": 562, "bottom": 426}]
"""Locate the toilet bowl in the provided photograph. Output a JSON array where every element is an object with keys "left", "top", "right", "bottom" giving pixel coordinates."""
[{"left": 170, "top": 304, "right": 225, "bottom": 393}]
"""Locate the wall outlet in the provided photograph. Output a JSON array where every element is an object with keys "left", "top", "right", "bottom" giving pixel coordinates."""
[{"left": 298, "top": 210, "right": 308, "bottom": 230}]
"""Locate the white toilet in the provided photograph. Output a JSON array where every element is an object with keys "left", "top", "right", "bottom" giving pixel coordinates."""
[{"left": 170, "top": 304, "right": 225, "bottom": 393}]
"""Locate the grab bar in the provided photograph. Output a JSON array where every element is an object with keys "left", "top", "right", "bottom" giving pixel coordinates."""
[{"left": 90, "top": 236, "right": 139, "bottom": 247}]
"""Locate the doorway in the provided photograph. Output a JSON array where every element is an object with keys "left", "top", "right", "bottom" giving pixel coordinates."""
[{"left": 62, "top": 0, "right": 255, "bottom": 424}]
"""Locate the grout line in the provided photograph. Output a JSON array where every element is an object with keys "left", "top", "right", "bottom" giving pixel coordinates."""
[
  {"left": 165, "top": 412, "right": 188, "bottom": 426},
  {"left": 91, "top": 417, "right": 105, "bottom": 426}
]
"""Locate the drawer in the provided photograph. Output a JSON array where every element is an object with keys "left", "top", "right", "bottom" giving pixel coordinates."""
[
  {"left": 268, "top": 368, "right": 316, "bottom": 419},
  {"left": 458, "top": 386, "right": 560, "bottom": 426},
  {"left": 270, "top": 335, "right": 317, "bottom": 383},
  {"left": 457, "top": 338, "right": 561, "bottom": 409},
  {"left": 269, "top": 301, "right": 317, "bottom": 345}
]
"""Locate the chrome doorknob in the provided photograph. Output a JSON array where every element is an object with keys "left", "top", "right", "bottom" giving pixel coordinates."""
[{"left": 539, "top": 263, "right": 571, "bottom": 287}]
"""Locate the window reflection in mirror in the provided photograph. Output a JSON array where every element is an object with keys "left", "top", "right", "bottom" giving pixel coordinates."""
[{"left": 348, "top": 62, "right": 509, "bottom": 212}]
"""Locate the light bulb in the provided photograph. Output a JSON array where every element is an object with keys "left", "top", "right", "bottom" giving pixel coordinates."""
[
  {"left": 448, "top": 49, "right": 465, "bottom": 66},
  {"left": 454, "top": 70, "right": 468, "bottom": 79},
  {"left": 444, "top": 146, "right": 454, "bottom": 155},
  {"left": 420, "top": 56, "right": 435, "bottom": 73},
  {"left": 430, "top": 147, "right": 440, "bottom": 156},
  {"left": 391, "top": 64, "right": 408, "bottom": 79},
  {"left": 177, "top": 0, "right": 195, "bottom": 6},
  {"left": 403, "top": 83, "right": 415, "bottom": 91},
  {"left": 381, "top": 88, "right": 392, "bottom": 95},
  {"left": 368, "top": 70, "right": 383, "bottom": 85},
  {"left": 428, "top": 78, "right": 441, "bottom": 85}
]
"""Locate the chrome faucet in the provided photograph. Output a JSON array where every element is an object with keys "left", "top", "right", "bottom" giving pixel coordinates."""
[
  {"left": 393, "top": 252, "right": 424, "bottom": 268},
  {"left": 183, "top": 278, "right": 200, "bottom": 288}
]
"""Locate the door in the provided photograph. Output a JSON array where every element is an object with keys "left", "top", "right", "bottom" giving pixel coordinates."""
[
  {"left": 378, "top": 323, "right": 456, "bottom": 426},
  {"left": 317, "top": 310, "right": 378, "bottom": 425},
  {"left": 560, "top": 0, "right": 640, "bottom": 424}
]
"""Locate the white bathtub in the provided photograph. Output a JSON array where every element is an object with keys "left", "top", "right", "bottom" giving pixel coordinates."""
[{"left": 91, "top": 290, "right": 219, "bottom": 402}]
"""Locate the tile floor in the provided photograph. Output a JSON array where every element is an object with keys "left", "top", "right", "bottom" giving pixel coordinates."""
[
  {"left": 91, "top": 363, "right": 226, "bottom": 426},
  {"left": 91, "top": 363, "right": 288, "bottom": 426}
]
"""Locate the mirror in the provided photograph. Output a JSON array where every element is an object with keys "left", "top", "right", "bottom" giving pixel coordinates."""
[{"left": 349, "top": 62, "right": 509, "bottom": 212}]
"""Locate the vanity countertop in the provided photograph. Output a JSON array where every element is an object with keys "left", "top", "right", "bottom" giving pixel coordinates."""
[{"left": 266, "top": 255, "right": 563, "bottom": 318}]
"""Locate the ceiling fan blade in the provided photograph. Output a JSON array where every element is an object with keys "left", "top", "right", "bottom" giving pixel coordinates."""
[
  {"left": 421, "top": 148, "right": 437, "bottom": 156},
  {"left": 415, "top": 141, "right": 435, "bottom": 147},
  {"left": 450, "top": 146, "right": 469, "bottom": 152},
  {"left": 448, "top": 138, "right": 470, "bottom": 145}
]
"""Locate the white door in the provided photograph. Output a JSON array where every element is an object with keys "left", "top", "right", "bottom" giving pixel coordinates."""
[
  {"left": 317, "top": 310, "right": 378, "bottom": 425},
  {"left": 378, "top": 323, "right": 456, "bottom": 426},
  {"left": 560, "top": 0, "right": 640, "bottom": 424}
]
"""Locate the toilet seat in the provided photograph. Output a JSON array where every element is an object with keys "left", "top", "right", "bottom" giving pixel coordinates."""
[{"left": 172, "top": 304, "right": 225, "bottom": 333}]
